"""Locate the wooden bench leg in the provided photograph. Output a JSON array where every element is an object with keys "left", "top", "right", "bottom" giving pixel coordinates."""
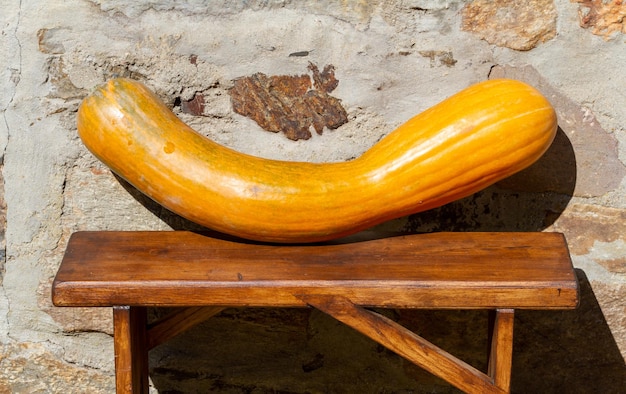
[
  {"left": 488, "top": 309, "right": 514, "bottom": 392},
  {"left": 302, "top": 295, "right": 510, "bottom": 394},
  {"left": 113, "top": 306, "right": 149, "bottom": 394},
  {"left": 112, "top": 306, "right": 222, "bottom": 393}
]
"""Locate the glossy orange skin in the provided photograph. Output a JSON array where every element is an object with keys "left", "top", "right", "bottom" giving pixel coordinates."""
[{"left": 77, "top": 78, "right": 557, "bottom": 243}]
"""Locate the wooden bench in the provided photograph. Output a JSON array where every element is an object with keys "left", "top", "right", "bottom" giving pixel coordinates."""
[{"left": 51, "top": 231, "right": 579, "bottom": 394}]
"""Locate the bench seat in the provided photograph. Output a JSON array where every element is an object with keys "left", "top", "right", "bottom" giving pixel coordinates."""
[{"left": 52, "top": 231, "right": 579, "bottom": 394}]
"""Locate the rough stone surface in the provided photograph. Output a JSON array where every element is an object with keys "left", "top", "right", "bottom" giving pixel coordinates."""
[
  {"left": 38, "top": 278, "right": 114, "bottom": 335},
  {"left": 573, "top": 0, "right": 626, "bottom": 39},
  {"left": 550, "top": 203, "right": 626, "bottom": 256},
  {"left": 0, "top": 0, "right": 625, "bottom": 391},
  {"left": 461, "top": 0, "right": 558, "bottom": 50},
  {"left": 0, "top": 165, "right": 5, "bottom": 287},
  {"left": 0, "top": 341, "right": 114, "bottom": 393}
]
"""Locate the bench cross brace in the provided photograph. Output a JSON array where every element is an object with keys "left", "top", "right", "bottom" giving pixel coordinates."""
[{"left": 302, "top": 295, "right": 513, "bottom": 394}]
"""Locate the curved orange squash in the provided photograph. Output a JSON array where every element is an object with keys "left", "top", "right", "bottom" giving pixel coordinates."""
[{"left": 77, "top": 78, "right": 557, "bottom": 242}]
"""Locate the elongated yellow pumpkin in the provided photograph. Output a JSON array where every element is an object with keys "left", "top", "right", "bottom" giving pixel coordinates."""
[{"left": 77, "top": 78, "right": 556, "bottom": 243}]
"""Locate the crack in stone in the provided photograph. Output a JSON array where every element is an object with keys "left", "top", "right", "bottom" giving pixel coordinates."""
[
  {"left": 1, "top": 0, "right": 22, "bottom": 158},
  {"left": 2, "top": 0, "right": 22, "bottom": 128},
  {"left": 1, "top": 0, "right": 22, "bottom": 339}
]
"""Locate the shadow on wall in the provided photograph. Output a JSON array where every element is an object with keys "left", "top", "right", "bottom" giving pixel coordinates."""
[
  {"left": 404, "top": 126, "right": 576, "bottom": 233},
  {"left": 144, "top": 269, "right": 625, "bottom": 393},
  {"left": 510, "top": 269, "right": 626, "bottom": 393}
]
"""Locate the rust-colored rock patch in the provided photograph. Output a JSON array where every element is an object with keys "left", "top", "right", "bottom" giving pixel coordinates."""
[
  {"left": 572, "top": 0, "right": 626, "bottom": 39},
  {"left": 180, "top": 94, "right": 205, "bottom": 116},
  {"left": 229, "top": 63, "right": 348, "bottom": 141}
]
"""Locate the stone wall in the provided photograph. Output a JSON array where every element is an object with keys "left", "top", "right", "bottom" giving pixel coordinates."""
[{"left": 1, "top": 0, "right": 624, "bottom": 392}]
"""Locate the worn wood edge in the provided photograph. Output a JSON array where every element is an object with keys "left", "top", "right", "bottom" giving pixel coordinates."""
[
  {"left": 59, "top": 230, "right": 576, "bottom": 260},
  {"left": 51, "top": 286, "right": 578, "bottom": 309},
  {"left": 51, "top": 278, "right": 70, "bottom": 307},
  {"left": 52, "top": 280, "right": 580, "bottom": 290},
  {"left": 51, "top": 279, "right": 579, "bottom": 308}
]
